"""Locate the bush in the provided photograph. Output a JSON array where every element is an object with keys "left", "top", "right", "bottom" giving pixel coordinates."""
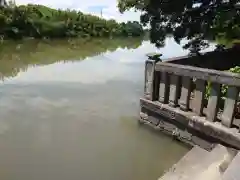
[
  {"left": 206, "top": 66, "right": 240, "bottom": 100},
  {"left": 0, "top": 4, "right": 144, "bottom": 39}
]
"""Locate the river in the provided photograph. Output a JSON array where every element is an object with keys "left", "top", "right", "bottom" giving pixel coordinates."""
[{"left": 0, "top": 37, "right": 196, "bottom": 180}]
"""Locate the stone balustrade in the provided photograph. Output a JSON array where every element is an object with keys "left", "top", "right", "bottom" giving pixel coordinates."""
[{"left": 141, "top": 57, "right": 240, "bottom": 150}]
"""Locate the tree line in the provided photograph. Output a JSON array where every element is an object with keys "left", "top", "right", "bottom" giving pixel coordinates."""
[{"left": 0, "top": 3, "right": 144, "bottom": 39}]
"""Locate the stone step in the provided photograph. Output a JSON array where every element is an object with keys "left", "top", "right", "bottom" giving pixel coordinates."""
[
  {"left": 159, "top": 145, "right": 228, "bottom": 180},
  {"left": 159, "top": 146, "right": 209, "bottom": 180},
  {"left": 222, "top": 152, "right": 240, "bottom": 180}
]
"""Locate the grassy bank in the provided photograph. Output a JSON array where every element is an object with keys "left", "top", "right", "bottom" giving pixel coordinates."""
[{"left": 0, "top": 4, "right": 144, "bottom": 39}]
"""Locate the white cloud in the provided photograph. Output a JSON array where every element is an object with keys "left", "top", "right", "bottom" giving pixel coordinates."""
[{"left": 13, "top": 0, "right": 141, "bottom": 22}]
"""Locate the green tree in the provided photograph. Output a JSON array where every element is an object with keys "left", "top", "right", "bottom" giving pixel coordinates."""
[
  {"left": 118, "top": 0, "right": 240, "bottom": 52},
  {"left": 0, "top": 4, "right": 144, "bottom": 39},
  {"left": 121, "top": 21, "right": 144, "bottom": 36}
]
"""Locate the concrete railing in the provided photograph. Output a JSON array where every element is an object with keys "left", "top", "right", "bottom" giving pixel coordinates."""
[{"left": 142, "top": 58, "right": 240, "bottom": 149}]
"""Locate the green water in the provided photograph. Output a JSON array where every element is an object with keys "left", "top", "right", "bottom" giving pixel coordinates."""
[{"left": 0, "top": 38, "right": 190, "bottom": 180}]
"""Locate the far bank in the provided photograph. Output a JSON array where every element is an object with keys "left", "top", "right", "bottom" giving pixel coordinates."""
[{"left": 0, "top": 4, "right": 144, "bottom": 40}]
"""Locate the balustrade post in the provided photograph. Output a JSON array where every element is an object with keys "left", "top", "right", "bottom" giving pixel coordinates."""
[
  {"left": 206, "top": 83, "right": 221, "bottom": 121},
  {"left": 144, "top": 59, "right": 159, "bottom": 101},
  {"left": 179, "top": 76, "right": 192, "bottom": 111},
  {"left": 159, "top": 72, "right": 170, "bottom": 104},
  {"left": 193, "top": 79, "right": 206, "bottom": 116},
  {"left": 169, "top": 75, "right": 181, "bottom": 107},
  {"left": 221, "top": 86, "right": 239, "bottom": 127}
]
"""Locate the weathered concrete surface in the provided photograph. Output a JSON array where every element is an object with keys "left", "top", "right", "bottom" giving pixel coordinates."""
[
  {"left": 140, "top": 98, "right": 240, "bottom": 150},
  {"left": 159, "top": 145, "right": 230, "bottom": 180},
  {"left": 223, "top": 152, "right": 240, "bottom": 180}
]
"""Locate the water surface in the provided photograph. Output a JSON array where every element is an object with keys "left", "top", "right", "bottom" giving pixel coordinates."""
[{"left": 0, "top": 38, "right": 194, "bottom": 180}]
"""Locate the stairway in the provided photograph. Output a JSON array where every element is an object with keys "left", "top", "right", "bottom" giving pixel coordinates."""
[
  {"left": 222, "top": 152, "right": 240, "bottom": 180},
  {"left": 159, "top": 145, "right": 240, "bottom": 180}
]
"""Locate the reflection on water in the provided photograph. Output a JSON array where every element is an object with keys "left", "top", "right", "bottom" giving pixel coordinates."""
[
  {"left": 0, "top": 38, "right": 190, "bottom": 180},
  {"left": 0, "top": 38, "right": 143, "bottom": 81}
]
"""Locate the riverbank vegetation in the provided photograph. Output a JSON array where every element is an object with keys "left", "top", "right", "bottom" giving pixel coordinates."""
[
  {"left": 0, "top": 3, "right": 144, "bottom": 39},
  {"left": 118, "top": 0, "right": 239, "bottom": 52}
]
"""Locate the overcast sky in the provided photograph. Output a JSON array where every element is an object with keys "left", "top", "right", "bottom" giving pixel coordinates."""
[{"left": 14, "top": 0, "right": 141, "bottom": 22}]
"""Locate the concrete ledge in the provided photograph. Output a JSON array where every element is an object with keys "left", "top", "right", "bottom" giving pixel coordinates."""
[
  {"left": 159, "top": 145, "right": 228, "bottom": 180},
  {"left": 140, "top": 98, "right": 240, "bottom": 150},
  {"left": 223, "top": 152, "right": 240, "bottom": 180},
  {"left": 140, "top": 107, "right": 215, "bottom": 151}
]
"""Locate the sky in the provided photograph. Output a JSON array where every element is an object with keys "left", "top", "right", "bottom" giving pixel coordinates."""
[{"left": 14, "top": 0, "right": 141, "bottom": 22}]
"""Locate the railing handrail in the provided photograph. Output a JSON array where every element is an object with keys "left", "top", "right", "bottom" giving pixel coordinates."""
[{"left": 155, "top": 62, "right": 240, "bottom": 87}]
